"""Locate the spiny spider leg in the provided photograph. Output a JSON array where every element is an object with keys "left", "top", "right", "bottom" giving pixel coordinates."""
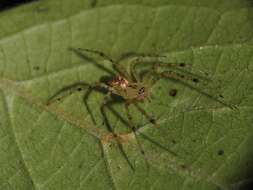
[
  {"left": 47, "top": 81, "right": 114, "bottom": 124},
  {"left": 47, "top": 82, "right": 90, "bottom": 105},
  {"left": 76, "top": 48, "right": 132, "bottom": 81},
  {"left": 100, "top": 92, "right": 134, "bottom": 170},
  {"left": 115, "top": 52, "right": 166, "bottom": 82},
  {"left": 104, "top": 99, "right": 153, "bottom": 167},
  {"left": 100, "top": 92, "right": 114, "bottom": 132},
  {"left": 128, "top": 55, "right": 212, "bottom": 84},
  {"left": 83, "top": 86, "right": 97, "bottom": 125},
  {"left": 133, "top": 102, "right": 157, "bottom": 126},
  {"left": 153, "top": 62, "right": 211, "bottom": 82},
  {"left": 159, "top": 71, "right": 237, "bottom": 109},
  {"left": 128, "top": 102, "right": 177, "bottom": 157},
  {"left": 70, "top": 47, "right": 115, "bottom": 76},
  {"left": 124, "top": 102, "right": 150, "bottom": 168},
  {"left": 75, "top": 48, "right": 114, "bottom": 63},
  {"left": 103, "top": 100, "right": 154, "bottom": 169},
  {"left": 159, "top": 70, "right": 204, "bottom": 84},
  {"left": 138, "top": 132, "right": 177, "bottom": 157},
  {"left": 131, "top": 57, "right": 189, "bottom": 70},
  {"left": 84, "top": 82, "right": 118, "bottom": 125},
  {"left": 82, "top": 84, "right": 130, "bottom": 126},
  {"left": 130, "top": 61, "right": 191, "bottom": 85},
  {"left": 131, "top": 59, "right": 211, "bottom": 84},
  {"left": 81, "top": 82, "right": 117, "bottom": 125},
  {"left": 116, "top": 52, "right": 166, "bottom": 64}
]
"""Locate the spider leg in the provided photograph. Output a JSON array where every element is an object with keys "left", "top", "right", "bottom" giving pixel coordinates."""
[
  {"left": 82, "top": 86, "right": 97, "bottom": 125},
  {"left": 70, "top": 47, "right": 115, "bottom": 75},
  {"left": 74, "top": 48, "right": 133, "bottom": 81},
  {"left": 74, "top": 48, "right": 114, "bottom": 63},
  {"left": 153, "top": 62, "right": 210, "bottom": 82},
  {"left": 159, "top": 70, "right": 204, "bottom": 84},
  {"left": 124, "top": 101, "right": 150, "bottom": 168},
  {"left": 127, "top": 101, "right": 177, "bottom": 158},
  {"left": 100, "top": 92, "right": 135, "bottom": 170},
  {"left": 158, "top": 71, "right": 237, "bottom": 109},
  {"left": 116, "top": 52, "right": 166, "bottom": 64},
  {"left": 83, "top": 85, "right": 116, "bottom": 126},
  {"left": 133, "top": 102, "right": 157, "bottom": 126},
  {"left": 85, "top": 82, "right": 117, "bottom": 124},
  {"left": 100, "top": 92, "right": 114, "bottom": 131},
  {"left": 47, "top": 82, "right": 90, "bottom": 105},
  {"left": 129, "top": 59, "right": 200, "bottom": 87},
  {"left": 131, "top": 58, "right": 189, "bottom": 73},
  {"left": 129, "top": 56, "right": 211, "bottom": 84},
  {"left": 47, "top": 81, "right": 112, "bottom": 124},
  {"left": 116, "top": 52, "right": 166, "bottom": 82},
  {"left": 138, "top": 132, "right": 177, "bottom": 157},
  {"left": 140, "top": 61, "right": 209, "bottom": 80}
]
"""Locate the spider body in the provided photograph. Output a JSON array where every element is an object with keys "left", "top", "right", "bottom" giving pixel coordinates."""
[
  {"left": 47, "top": 47, "right": 235, "bottom": 169},
  {"left": 107, "top": 76, "right": 149, "bottom": 101}
]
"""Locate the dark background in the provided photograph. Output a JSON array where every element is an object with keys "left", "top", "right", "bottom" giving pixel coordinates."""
[{"left": 0, "top": 0, "right": 37, "bottom": 11}]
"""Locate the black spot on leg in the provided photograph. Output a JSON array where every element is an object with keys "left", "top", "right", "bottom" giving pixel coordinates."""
[
  {"left": 192, "top": 78, "right": 199, "bottom": 83},
  {"left": 138, "top": 87, "right": 145, "bottom": 95},
  {"left": 217, "top": 149, "right": 224, "bottom": 156},
  {"left": 169, "top": 89, "right": 177, "bottom": 97},
  {"left": 179, "top": 63, "right": 185, "bottom": 67},
  {"left": 219, "top": 94, "right": 224, "bottom": 98},
  {"left": 77, "top": 87, "right": 82, "bottom": 91}
]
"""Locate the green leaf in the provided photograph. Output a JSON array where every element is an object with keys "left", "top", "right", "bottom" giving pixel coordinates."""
[{"left": 1, "top": 0, "right": 253, "bottom": 190}]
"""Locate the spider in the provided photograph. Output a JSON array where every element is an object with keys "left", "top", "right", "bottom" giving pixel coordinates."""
[{"left": 47, "top": 48, "right": 235, "bottom": 168}]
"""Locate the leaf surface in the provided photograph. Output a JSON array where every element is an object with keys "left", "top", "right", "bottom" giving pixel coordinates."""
[{"left": 0, "top": 0, "right": 253, "bottom": 190}]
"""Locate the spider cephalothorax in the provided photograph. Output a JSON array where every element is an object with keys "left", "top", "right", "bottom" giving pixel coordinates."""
[
  {"left": 107, "top": 76, "right": 149, "bottom": 101},
  {"left": 108, "top": 76, "right": 129, "bottom": 89}
]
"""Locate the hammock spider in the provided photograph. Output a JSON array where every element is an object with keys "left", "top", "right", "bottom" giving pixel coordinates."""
[{"left": 47, "top": 48, "right": 234, "bottom": 168}]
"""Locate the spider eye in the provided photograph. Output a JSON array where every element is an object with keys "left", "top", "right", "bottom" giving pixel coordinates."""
[{"left": 138, "top": 87, "right": 145, "bottom": 94}]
